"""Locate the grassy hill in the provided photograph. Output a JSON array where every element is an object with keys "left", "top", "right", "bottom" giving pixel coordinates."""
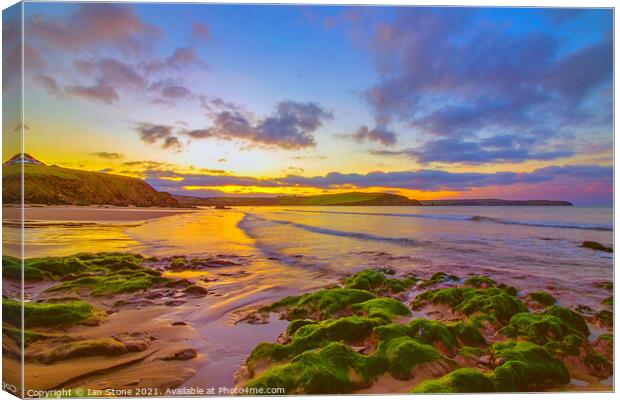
[
  {"left": 175, "top": 192, "right": 422, "bottom": 207},
  {"left": 3, "top": 163, "right": 179, "bottom": 207}
]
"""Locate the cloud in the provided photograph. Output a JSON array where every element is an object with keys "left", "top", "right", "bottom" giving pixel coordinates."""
[
  {"left": 150, "top": 81, "right": 194, "bottom": 105},
  {"left": 133, "top": 123, "right": 182, "bottom": 151},
  {"left": 35, "top": 74, "right": 63, "bottom": 97},
  {"left": 66, "top": 84, "right": 119, "bottom": 104},
  {"left": 142, "top": 163, "right": 611, "bottom": 202},
  {"left": 91, "top": 152, "right": 124, "bottom": 159},
  {"left": 361, "top": 9, "right": 612, "bottom": 164},
  {"left": 192, "top": 22, "right": 210, "bottom": 41},
  {"left": 346, "top": 125, "right": 396, "bottom": 146},
  {"left": 185, "top": 100, "right": 333, "bottom": 149},
  {"left": 26, "top": 3, "right": 160, "bottom": 54},
  {"left": 372, "top": 136, "right": 573, "bottom": 165}
]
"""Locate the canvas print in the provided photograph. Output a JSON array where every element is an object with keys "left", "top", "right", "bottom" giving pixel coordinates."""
[{"left": 2, "top": 2, "right": 614, "bottom": 397}]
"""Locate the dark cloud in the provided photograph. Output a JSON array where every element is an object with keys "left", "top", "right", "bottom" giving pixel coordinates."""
[
  {"left": 362, "top": 9, "right": 612, "bottom": 164},
  {"left": 346, "top": 125, "right": 396, "bottom": 146},
  {"left": 143, "top": 163, "right": 611, "bottom": 197},
  {"left": 91, "top": 152, "right": 124, "bottom": 160},
  {"left": 185, "top": 100, "right": 332, "bottom": 149},
  {"left": 133, "top": 123, "right": 182, "bottom": 151},
  {"left": 371, "top": 136, "right": 573, "bottom": 165}
]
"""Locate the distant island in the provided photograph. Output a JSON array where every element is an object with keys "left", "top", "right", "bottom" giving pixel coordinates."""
[
  {"left": 419, "top": 199, "right": 573, "bottom": 206},
  {"left": 2, "top": 154, "right": 179, "bottom": 207},
  {"left": 2, "top": 154, "right": 573, "bottom": 208}
]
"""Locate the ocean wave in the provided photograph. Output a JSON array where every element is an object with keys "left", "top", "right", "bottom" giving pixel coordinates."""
[
  {"left": 241, "top": 214, "right": 423, "bottom": 246},
  {"left": 281, "top": 209, "right": 613, "bottom": 232}
]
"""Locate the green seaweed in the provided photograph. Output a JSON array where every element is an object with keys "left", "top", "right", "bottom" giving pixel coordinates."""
[
  {"left": 260, "top": 288, "right": 376, "bottom": 320},
  {"left": 411, "top": 286, "right": 527, "bottom": 324},
  {"left": 246, "top": 342, "right": 376, "bottom": 394},
  {"left": 3, "top": 298, "right": 103, "bottom": 328},
  {"left": 344, "top": 269, "right": 417, "bottom": 294},
  {"left": 351, "top": 298, "right": 411, "bottom": 322},
  {"left": 528, "top": 291, "right": 556, "bottom": 306},
  {"left": 464, "top": 276, "right": 496, "bottom": 288},
  {"left": 412, "top": 368, "right": 495, "bottom": 393},
  {"left": 500, "top": 313, "right": 571, "bottom": 344},
  {"left": 546, "top": 306, "right": 589, "bottom": 337},
  {"left": 491, "top": 341, "right": 570, "bottom": 391}
]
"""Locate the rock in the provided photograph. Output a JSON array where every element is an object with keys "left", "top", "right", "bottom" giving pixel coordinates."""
[
  {"left": 163, "top": 348, "right": 197, "bottom": 361},
  {"left": 580, "top": 241, "right": 613, "bottom": 253},
  {"left": 172, "top": 321, "right": 188, "bottom": 326}
]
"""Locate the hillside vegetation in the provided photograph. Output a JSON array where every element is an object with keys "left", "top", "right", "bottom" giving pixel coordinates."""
[
  {"left": 3, "top": 164, "right": 179, "bottom": 207},
  {"left": 176, "top": 192, "right": 422, "bottom": 207}
]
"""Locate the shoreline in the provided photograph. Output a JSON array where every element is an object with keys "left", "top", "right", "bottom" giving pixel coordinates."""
[{"left": 3, "top": 206, "right": 197, "bottom": 222}]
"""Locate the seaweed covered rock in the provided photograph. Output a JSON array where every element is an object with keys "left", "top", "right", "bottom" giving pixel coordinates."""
[
  {"left": 500, "top": 313, "right": 572, "bottom": 344},
  {"left": 411, "top": 286, "right": 527, "bottom": 324},
  {"left": 260, "top": 288, "right": 376, "bottom": 321},
  {"left": 464, "top": 276, "right": 496, "bottom": 288},
  {"left": 3, "top": 298, "right": 104, "bottom": 328},
  {"left": 412, "top": 368, "right": 495, "bottom": 393},
  {"left": 246, "top": 342, "right": 376, "bottom": 394},
  {"left": 418, "top": 272, "right": 459, "bottom": 288},
  {"left": 10, "top": 252, "right": 178, "bottom": 296},
  {"left": 491, "top": 341, "right": 570, "bottom": 391},
  {"left": 580, "top": 241, "right": 612, "bottom": 253},
  {"left": 344, "top": 269, "right": 417, "bottom": 294},
  {"left": 544, "top": 334, "right": 612, "bottom": 378},
  {"left": 247, "top": 316, "right": 383, "bottom": 370},
  {"left": 527, "top": 291, "right": 556, "bottom": 307},
  {"left": 351, "top": 298, "right": 411, "bottom": 322}
]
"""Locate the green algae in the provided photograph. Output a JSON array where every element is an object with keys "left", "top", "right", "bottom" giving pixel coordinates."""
[
  {"left": 3, "top": 298, "right": 103, "bottom": 328},
  {"left": 248, "top": 316, "right": 382, "bottom": 368},
  {"left": 602, "top": 296, "right": 612, "bottom": 307},
  {"left": 36, "top": 253, "right": 171, "bottom": 296},
  {"left": 491, "top": 341, "right": 570, "bottom": 391},
  {"left": 464, "top": 276, "right": 496, "bottom": 288},
  {"left": 528, "top": 291, "right": 556, "bottom": 306},
  {"left": 260, "top": 288, "right": 376, "bottom": 320},
  {"left": 246, "top": 342, "right": 376, "bottom": 394},
  {"left": 379, "top": 336, "right": 443, "bottom": 379},
  {"left": 546, "top": 306, "right": 589, "bottom": 337},
  {"left": 344, "top": 269, "right": 417, "bottom": 294},
  {"left": 5, "top": 253, "right": 171, "bottom": 295},
  {"left": 351, "top": 298, "right": 411, "bottom": 322},
  {"left": 500, "top": 312, "right": 571, "bottom": 344},
  {"left": 412, "top": 368, "right": 495, "bottom": 393},
  {"left": 411, "top": 286, "right": 527, "bottom": 324}
]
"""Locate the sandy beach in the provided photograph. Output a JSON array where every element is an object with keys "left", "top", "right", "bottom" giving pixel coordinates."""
[
  {"left": 3, "top": 206, "right": 196, "bottom": 222},
  {"left": 2, "top": 206, "right": 613, "bottom": 395}
]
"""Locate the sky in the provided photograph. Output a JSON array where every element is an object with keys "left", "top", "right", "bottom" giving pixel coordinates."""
[{"left": 2, "top": 3, "right": 613, "bottom": 205}]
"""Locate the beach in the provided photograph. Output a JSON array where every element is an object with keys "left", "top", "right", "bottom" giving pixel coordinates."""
[{"left": 2, "top": 205, "right": 613, "bottom": 394}]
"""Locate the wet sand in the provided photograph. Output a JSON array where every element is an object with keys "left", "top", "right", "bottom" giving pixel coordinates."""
[{"left": 3, "top": 206, "right": 196, "bottom": 222}]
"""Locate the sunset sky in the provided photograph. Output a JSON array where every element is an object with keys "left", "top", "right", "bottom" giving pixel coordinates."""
[{"left": 3, "top": 4, "right": 613, "bottom": 205}]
